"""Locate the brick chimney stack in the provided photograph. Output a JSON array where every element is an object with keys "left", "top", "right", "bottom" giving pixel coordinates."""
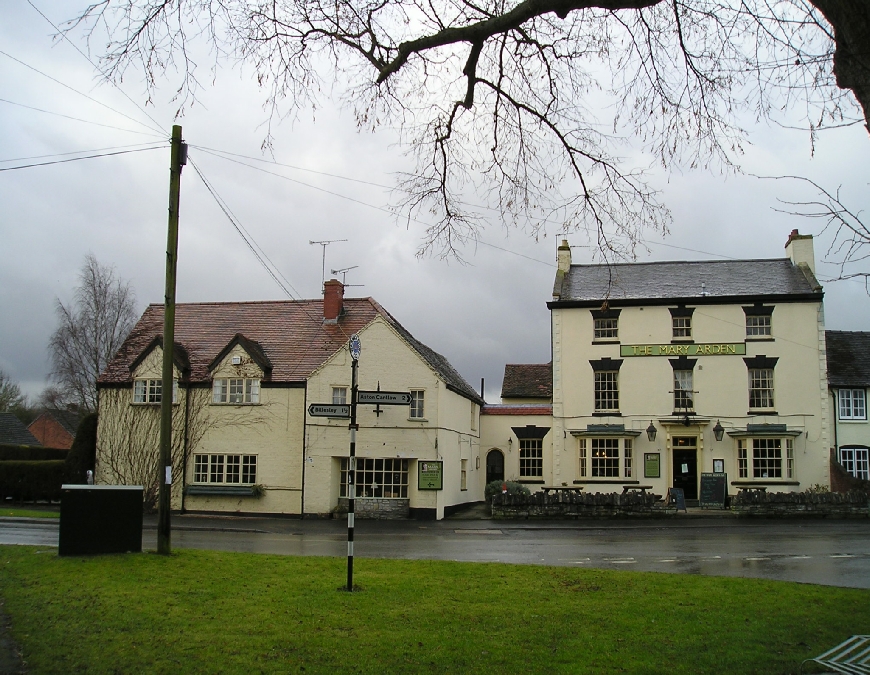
[{"left": 323, "top": 279, "right": 345, "bottom": 322}]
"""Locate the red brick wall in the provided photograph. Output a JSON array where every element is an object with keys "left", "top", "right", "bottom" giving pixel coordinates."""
[{"left": 27, "top": 416, "right": 74, "bottom": 450}]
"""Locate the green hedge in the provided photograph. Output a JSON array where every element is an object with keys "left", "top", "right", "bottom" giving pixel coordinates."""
[
  {"left": 0, "top": 461, "right": 65, "bottom": 502},
  {"left": 0, "top": 444, "right": 67, "bottom": 461}
]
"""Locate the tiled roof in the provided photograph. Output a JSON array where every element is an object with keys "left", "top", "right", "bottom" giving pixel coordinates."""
[
  {"left": 826, "top": 331, "right": 870, "bottom": 387},
  {"left": 0, "top": 412, "right": 41, "bottom": 446},
  {"left": 501, "top": 363, "right": 552, "bottom": 399},
  {"left": 98, "top": 298, "right": 483, "bottom": 405},
  {"left": 553, "top": 259, "right": 822, "bottom": 305},
  {"left": 48, "top": 410, "right": 82, "bottom": 436},
  {"left": 482, "top": 404, "right": 553, "bottom": 416}
]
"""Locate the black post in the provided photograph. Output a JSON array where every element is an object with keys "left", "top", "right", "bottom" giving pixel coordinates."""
[{"left": 347, "top": 350, "right": 359, "bottom": 591}]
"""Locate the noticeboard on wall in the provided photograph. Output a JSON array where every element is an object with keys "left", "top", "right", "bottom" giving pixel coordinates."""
[
  {"left": 418, "top": 461, "right": 443, "bottom": 490},
  {"left": 644, "top": 453, "right": 661, "bottom": 478}
]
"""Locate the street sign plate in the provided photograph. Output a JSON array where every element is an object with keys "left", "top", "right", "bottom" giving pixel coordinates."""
[
  {"left": 308, "top": 404, "right": 350, "bottom": 418},
  {"left": 357, "top": 390, "right": 412, "bottom": 405}
]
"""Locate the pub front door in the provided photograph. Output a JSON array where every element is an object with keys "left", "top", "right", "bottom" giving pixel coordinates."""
[{"left": 672, "top": 436, "right": 698, "bottom": 500}]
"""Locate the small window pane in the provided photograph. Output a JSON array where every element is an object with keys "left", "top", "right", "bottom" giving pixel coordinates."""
[
  {"left": 746, "top": 315, "right": 771, "bottom": 336},
  {"left": 410, "top": 390, "right": 425, "bottom": 418},
  {"left": 594, "top": 318, "right": 618, "bottom": 339}
]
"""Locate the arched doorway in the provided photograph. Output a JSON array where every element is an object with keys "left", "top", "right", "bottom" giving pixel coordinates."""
[{"left": 486, "top": 449, "right": 504, "bottom": 485}]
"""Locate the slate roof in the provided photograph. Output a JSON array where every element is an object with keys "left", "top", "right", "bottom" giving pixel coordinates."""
[
  {"left": 501, "top": 363, "right": 552, "bottom": 399},
  {"left": 826, "top": 331, "right": 870, "bottom": 388},
  {"left": 50, "top": 410, "right": 82, "bottom": 436},
  {"left": 98, "top": 298, "right": 483, "bottom": 405},
  {"left": 0, "top": 412, "right": 41, "bottom": 446},
  {"left": 552, "top": 258, "right": 822, "bottom": 306}
]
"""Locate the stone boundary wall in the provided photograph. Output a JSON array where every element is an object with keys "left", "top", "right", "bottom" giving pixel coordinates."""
[
  {"left": 336, "top": 497, "right": 410, "bottom": 519},
  {"left": 491, "top": 491, "right": 675, "bottom": 519},
  {"left": 731, "top": 489, "right": 869, "bottom": 517}
]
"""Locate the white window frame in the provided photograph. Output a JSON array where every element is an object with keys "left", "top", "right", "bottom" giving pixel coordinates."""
[
  {"left": 593, "top": 317, "right": 618, "bottom": 340},
  {"left": 672, "top": 316, "right": 692, "bottom": 339},
  {"left": 340, "top": 457, "right": 409, "bottom": 498},
  {"left": 519, "top": 438, "right": 543, "bottom": 478},
  {"left": 839, "top": 447, "right": 869, "bottom": 480},
  {"left": 738, "top": 438, "right": 791, "bottom": 479},
  {"left": 746, "top": 315, "right": 772, "bottom": 337},
  {"left": 591, "top": 438, "right": 620, "bottom": 478},
  {"left": 673, "top": 370, "right": 694, "bottom": 412},
  {"left": 212, "top": 378, "right": 260, "bottom": 404},
  {"left": 193, "top": 453, "right": 257, "bottom": 484},
  {"left": 132, "top": 378, "right": 177, "bottom": 404},
  {"left": 594, "top": 371, "right": 619, "bottom": 413},
  {"left": 839, "top": 389, "right": 867, "bottom": 420},
  {"left": 748, "top": 368, "right": 775, "bottom": 410},
  {"left": 579, "top": 439, "right": 588, "bottom": 477},
  {"left": 332, "top": 386, "right": 348, "bottom": 405},
  {"left": 409, "top": 390, "right": 425, "bottom": 419}
]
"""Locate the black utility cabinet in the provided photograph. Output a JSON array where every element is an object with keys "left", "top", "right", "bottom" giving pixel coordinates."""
[{"left": 59, "top": 485, "right": 143, "bottom": 556}]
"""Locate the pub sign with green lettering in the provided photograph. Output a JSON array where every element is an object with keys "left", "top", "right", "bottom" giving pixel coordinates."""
[
  {"left": 644, "top": 453, "right": 661, "bottom": 478},
  {"left": 418, "top": 461, "right": 443, "bottom": 490}
]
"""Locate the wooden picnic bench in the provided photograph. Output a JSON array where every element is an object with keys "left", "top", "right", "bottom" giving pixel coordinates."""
[
  {"left": 622, "top": 485, "right": 653, "bottom": 494},
  {"left": 541, "top": 486, "right": 584, "bottom": 495}
]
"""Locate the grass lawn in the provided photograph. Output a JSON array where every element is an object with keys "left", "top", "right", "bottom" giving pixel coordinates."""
[
  {"left": 1, "top": 546, "right": 867, "bottom": 674},
  {"left": 0, "top": 508, "right": 59, "bottom": 518}
]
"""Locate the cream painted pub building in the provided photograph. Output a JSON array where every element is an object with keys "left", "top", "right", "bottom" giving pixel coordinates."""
[
  {"left": 96, "top": 281, "right": 484, "bottom": 520},
  {"left": 501, "top": 230, "right": 830, "bottom": 500}
]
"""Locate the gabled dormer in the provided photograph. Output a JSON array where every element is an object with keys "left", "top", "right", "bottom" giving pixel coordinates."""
[
  {"left": 128, "top": 337, "right": 189, "bottom": 403},
  {"left": 209, "top": 334, "right": 273, "bottom": 405}
]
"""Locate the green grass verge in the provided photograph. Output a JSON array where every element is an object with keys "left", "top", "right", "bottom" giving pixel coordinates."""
[
  {"left": 0, "top": 508, "right": 59, "bottom": 518},
  {"left": 1, "top": 546, "right": 867, "bottom": 674}
]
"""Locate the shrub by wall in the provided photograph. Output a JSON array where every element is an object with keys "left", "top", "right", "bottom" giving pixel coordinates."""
[
  {"left": 64, "top": 413, "right": 98, "bottom": 484},
  {"left": 0, "top": 460, "right": 65, "bottom": 502},
  {"left": 0, "top": 444, "right": 67, "bottom": 461}
]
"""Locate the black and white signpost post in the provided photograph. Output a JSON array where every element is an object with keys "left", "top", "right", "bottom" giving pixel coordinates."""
[
  {"left": 305, "top": 333, "right": 412, "bottom": 591},
  {"left": 346, "top": 333, "right": 361, "bottom": 591}
]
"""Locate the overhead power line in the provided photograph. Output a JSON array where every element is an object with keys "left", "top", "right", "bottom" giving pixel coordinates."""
[
  {"left": 192, "top": 146, "right": 554, "bottom": 267},
  {"left": 0, "top": 142, "right": 171, "bottom": 165},
  {"left": 25, "top": 0, "right": 167, "bottom": 137},
  {"left": 0, "top": 145, "right": 166, "bottom": 172},
  {"left": 0, "top": 97, "right": 163, "bottom": 138},
  {"left": 0, "top": 49, "right": 165, "bottom": 138}
]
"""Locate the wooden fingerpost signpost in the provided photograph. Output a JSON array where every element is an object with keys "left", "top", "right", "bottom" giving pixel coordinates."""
[{"left": 307, "top": 333, "right": 415, "bottom": 591}]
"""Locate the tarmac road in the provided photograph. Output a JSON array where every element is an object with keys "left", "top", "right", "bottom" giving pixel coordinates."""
[{"left": 2, "top": 513, "right": 869, "bottom": 588}]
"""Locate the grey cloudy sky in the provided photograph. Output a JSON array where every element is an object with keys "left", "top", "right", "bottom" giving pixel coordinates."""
[{"left": 1, "top": 0, "right": 869, "bottom": 403}]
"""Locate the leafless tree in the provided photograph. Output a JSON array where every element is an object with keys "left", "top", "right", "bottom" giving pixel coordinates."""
[
  {"left": 0, "top": 369, "right": 26, "bottom": 413},
  {"left": 69, "top": 0, "right": 869, "bottom": 259},
  {"left": 771, "top": 176, "right": 868, "bottom": 291},
  {"left": 48, "top": 254, "right": 138, "bottom": 413},
  {"left": 97, "top": 386, "right": 273, "bottom": 510}
]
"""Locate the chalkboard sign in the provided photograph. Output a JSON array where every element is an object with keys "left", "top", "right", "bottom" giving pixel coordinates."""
[
  {"left": 667, "top": 487, "right": 687, "bottom": 512},
  {"left": 699, "top": 472, "right": 727, "bottom": 509}
]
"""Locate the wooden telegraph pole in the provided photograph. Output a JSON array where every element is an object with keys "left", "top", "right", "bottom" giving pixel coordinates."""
[{"left": 158, "top": 125, "right": 187, "bottom": 555}]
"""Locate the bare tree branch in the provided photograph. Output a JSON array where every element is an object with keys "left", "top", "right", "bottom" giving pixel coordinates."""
[{"left": 66, "top": 0, "right": 869, "bottom": 258}]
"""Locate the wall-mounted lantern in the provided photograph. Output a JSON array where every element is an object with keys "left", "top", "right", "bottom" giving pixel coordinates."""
[
  {"left": 713, "top": 420, "right": 725, "bottom": 442},
  {"left": 646, "top": 421, "right": 657, "bottom": 442}
]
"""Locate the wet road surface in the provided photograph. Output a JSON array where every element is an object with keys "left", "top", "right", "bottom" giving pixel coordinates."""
[{"left": 2, "top": 515, "right": 868, "bottom": 588}]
